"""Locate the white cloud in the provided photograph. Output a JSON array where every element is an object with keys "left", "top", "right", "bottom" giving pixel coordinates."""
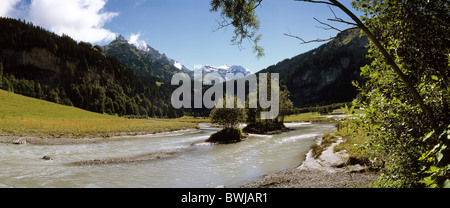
[
  {"left": 0, "top": 0, "right": 21, "bottom": 17},
  {"left": 128, "top": 33, "right": 149, "bottom": 51},
  {"left": 25, "top": 0, "right": 118, "bottom": 43}
]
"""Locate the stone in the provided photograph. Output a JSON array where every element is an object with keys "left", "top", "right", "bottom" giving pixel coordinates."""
[
  {"left": 347, "top": 164, "right": 366, "bottom": 173},
  {"left": 42, "top": 156, "right": 53, "bottom": 160},
  {"left": 12, "top": 138, "right": 26, "bottom": 145}
]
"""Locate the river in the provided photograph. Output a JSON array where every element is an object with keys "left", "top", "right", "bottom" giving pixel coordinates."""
[{"left": 0, "top": 122, "right": 336, "bottom": 188}]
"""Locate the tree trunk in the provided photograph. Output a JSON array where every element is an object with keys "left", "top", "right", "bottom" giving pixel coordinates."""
[{"left": 329, "top": 0, "right": 438, "bottom": 130}]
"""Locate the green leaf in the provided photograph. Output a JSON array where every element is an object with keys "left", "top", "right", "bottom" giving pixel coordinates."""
[
  {"left": 429, "top": 166, "right": 439, "bottom": 172},
  {"left": 431, "top": 75, "right": 439, "bottom": 81},
  {"left": 419, "top": 176, "right": 436, "bottom": 187},
  {"left": 442, "top": 179, "right": 450, "bottom": 188},
  {"left": 436, "top": 152, "right": 443, "bottom": 163},
  {"left": 423, "top": 131, "right": 434, "bottom": 141}
]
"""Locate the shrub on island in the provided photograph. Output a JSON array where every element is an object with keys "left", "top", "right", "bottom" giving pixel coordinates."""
[
  {"left": 206, "top": 127, "right": 244, "bottom": 144},
  {"left": 242, "top": 121, "right": 285, "bottom": 134}
]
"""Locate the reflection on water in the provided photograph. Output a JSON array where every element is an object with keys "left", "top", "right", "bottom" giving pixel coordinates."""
[{"left": 0, "top": 122, "right": 335, "bottom": 188}]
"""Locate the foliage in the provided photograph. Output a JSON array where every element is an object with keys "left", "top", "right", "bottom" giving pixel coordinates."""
[
  {"left": 289, "top": 102, "right": 353, "bottom": 115},
  {"left": 210, "top": 0, "right": 264, "bottom": 58},
  {"left": 206, "top": 127, "right": 243, "bottom": 144},
  {"left": 242, "top": 122, "right": 285, "bottom": 134},
  {"left": 0, "top": 17, "right": 182, "bottom": 118},
  {"left": 310, "top": 133, "right": 339, "bottom": 159},
  {"left": 210, "top": 1, "right": 371, "bottom": 108},
  {"left": 209, "top": 95, "right": 246, "bottom": 129},
  {"left": 418, "top": 125, "right": 450, "bottom": 188},
  {"left": 242, "top": 75, "right": 292, "bottom": 133},
  {"left": 334, "top": 118, "right": 380, "bottom": 170},
  {"left": 351, "top": 0, "right": 450, "bottom": 187},
  {"left": 278, "top": 85, "right": 294, "bottom": 122},
  {"left": 210, "top": 0, "right": 449, "bottom": 187}
]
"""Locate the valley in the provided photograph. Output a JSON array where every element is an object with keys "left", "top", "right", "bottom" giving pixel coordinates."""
[{"left": 2, "top": 0, "right": 446, "bottom": 189}]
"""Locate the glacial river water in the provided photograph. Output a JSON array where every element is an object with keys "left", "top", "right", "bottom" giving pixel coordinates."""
[{"left": 0, "top": 122, "right": 336, "bottom": 188}]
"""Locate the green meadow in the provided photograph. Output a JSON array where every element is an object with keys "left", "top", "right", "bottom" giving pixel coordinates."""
[{"left": 0, "top": 89, "right": 198, "bottom": 138}]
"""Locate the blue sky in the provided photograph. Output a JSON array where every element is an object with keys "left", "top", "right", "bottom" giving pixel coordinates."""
[{"left": 1, "top": 0, "right": 361, "bottom": 73}]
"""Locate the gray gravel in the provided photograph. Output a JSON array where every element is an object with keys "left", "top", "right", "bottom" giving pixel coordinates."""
[{"left": 241, "top": 168, "right": 378, "bottom": 188}]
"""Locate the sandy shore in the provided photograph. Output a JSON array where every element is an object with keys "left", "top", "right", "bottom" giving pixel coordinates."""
[
  {"left": 0, "top": 128, "right": 198, "bottom": 145},
  {"left": 241, "top": 136, "right": 378, "bottom": 188},
  {"left": 68, "top": 150, "right": 180, "bottom": 166}
]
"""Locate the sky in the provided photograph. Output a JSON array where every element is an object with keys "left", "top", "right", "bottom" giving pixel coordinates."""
[{"left": 0, "top": 0, "right": 362, "bottom": 73}]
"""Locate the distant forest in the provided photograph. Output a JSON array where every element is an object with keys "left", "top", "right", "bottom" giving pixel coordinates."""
[{"left": 0, "top": 17, "right": 183, "bottom": 118}]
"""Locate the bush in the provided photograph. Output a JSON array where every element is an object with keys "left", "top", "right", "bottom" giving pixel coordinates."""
[
  {"left": 310, "top": 133, "right": 339, "bottom": 159},
  {"left": 206, "top": 127, "right": 243, "bottom": 144},
  {"left": 242, "top": 121, "right": 285, "bottom": 134}
]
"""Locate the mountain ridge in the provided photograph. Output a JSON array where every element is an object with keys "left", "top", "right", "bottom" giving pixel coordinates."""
[
  {"left": 194, "top": 64, "right": 253, "bottom": 82},
  {"left": 101, "top": 35, "right": 192, "bottom": 84},
  {"left": 258, "top": 28, "right": 370, "bottom": 107}
]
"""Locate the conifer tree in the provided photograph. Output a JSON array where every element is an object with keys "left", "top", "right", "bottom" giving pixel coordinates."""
[{"left": 0, "top": 61, "right": 3, "bottom": 88}]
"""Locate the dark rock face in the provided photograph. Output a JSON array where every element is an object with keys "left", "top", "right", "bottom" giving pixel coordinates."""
[{"left": 259, "top": 29, "right": 371, "bottom": 107}]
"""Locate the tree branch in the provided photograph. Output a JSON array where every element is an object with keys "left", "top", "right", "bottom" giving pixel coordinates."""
[
  {"left": 327, "top": 0, "right": 438, "bottom": 130},
  {"left": 292, "top": 0, "right": 438, "bottom": 129},
  {"left": 212, "top": 18, "right": 232, "bottom": 32},
  {"left": 294, "top": 0, "right": 334, "bottom": 6},
  {"left": 284, "top": 32, "right": 333, "bottom": 44},
  {"left": 284, "top": 26, "right": 357, "bottom": 44},
  {"left": 313, "top": 17, "right": 342, "bottom": 32},
  {"left": 327, "top": 18, "right": 357, "bottom": 26}
]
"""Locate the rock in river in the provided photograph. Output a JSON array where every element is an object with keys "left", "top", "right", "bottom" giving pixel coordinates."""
[
  {"left": 12, "top": 138, "right": 27, "bottom": 145},
  {"left": 42, "top": 156, "right": 53, "bottom": 160}
]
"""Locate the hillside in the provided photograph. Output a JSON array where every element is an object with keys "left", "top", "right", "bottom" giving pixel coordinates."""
[
  {"left": 0, "top": 89, "right": 196, "bottom": 138},
  {"left": 101, "top": 35, "right": 191, "bottom": 83},
  {"left": 0, "top": 17, "right": 182, "bottom": 118},
  {"left": 260, "top": 29, "right": 370, "bottom": 107}
]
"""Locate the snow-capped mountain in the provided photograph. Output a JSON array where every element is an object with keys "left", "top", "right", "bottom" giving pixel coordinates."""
[
  {"left": 194, "top": 65, "right": 253, "bottom": 82},
  {"left": 102, "top": 35, "right": 192, "bottom": 82},
  {"left": 127, "top": 36, "right": 192, "bottom": 74}
]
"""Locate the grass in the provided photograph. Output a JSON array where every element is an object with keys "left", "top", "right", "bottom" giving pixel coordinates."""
[
  {"left": 155, "top": 116, "right": 211, "bottom": 123},
  {"left": 284, "top": 112, "right": 337, "bottom": 123},
  {"left": 0, "top": 89, "right": 198, "bottom": 138},
  {"left": 310, "top": 132, "right": 339, "bottom": 159},
  {"left": 308, "top": 119, "right": 378, "bottom": 169},
  {"left": 333, "top": 121, "right": 377, "bottom": 168}
]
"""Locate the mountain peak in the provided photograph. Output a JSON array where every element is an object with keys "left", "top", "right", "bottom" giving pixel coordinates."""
[
  {"left": 218, "top": 64, "right": 230, "bottom": 69},
  {"left": 117, "top": 35, "right": 126, "bottom": 41},
  {"left": 102, "top": 34, "right": 192, "bottom": 79},
  {"left": 109, "top": 35, "right": 128, "bottom": 45},
  {"left": 194, "top": 64, "right": 252, "bottom": 82},
  {"left": 116, "top": 35, "right": 128, "bottom": 42}
]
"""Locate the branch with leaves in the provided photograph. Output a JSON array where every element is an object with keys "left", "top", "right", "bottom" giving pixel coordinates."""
[{"left": 210, "top": 0, "right": 439, "bottom": 130}]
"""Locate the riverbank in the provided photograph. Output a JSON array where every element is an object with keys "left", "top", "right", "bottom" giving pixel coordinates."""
[
  {"left": 241, "top": 135, "right": 379, "bottom": 188},
  {"left": 0, "top": 128, "right": 199, "bottom": 145}
]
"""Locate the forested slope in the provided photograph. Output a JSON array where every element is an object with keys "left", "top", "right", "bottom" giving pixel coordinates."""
[{"left": 0, "top": 17, "right": 183, "bottom": 118}]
